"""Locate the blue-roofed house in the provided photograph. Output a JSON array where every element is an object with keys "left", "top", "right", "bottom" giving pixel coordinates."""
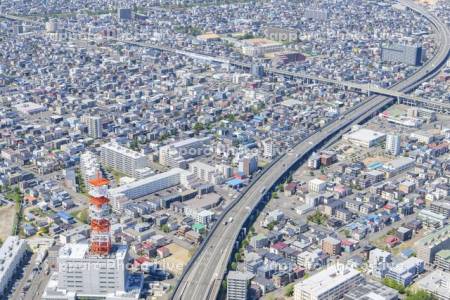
[{"left": 57, "top": 211, "right": 75, "bottom": 224}]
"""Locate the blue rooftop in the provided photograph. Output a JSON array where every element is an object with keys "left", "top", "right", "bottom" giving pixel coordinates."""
[
  {"left": 57, "top": 211, "right": 74, "bottom": 221},
  {"left": 368, "top": 162, "right": 383, "bottom": 169},
  {"left": 401, "top": 248, "right": 415, "bottom": 258},
  {"left": 227, "top": 178, "right": 244, "bottom": 187}
]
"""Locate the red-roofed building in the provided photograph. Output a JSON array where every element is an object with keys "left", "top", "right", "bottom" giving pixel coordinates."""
[
  {"left": 133, "top": 256, "right": 149, "bottom": 268},
  {"left": 157, "top": 246, "right": 171, "bottom": 258},
  {"left": 384, "top": 204, "right": 397, "bottom": 214},
  {"left": 270, "top": 242, "right": 288, "bottom": 254},
  {"left": 385, "top": 236, "right": 400, "bottom": 248},
  {"left": 284, "top": 182, "right": 297, "bottom": 196}
]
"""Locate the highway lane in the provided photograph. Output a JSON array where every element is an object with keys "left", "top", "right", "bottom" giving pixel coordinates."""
[
  {"left": 0, "top": 3, "right": 448, "bottom": 299},
  {"left": 172, "top": 1, "right": 450, "bottom": 299},
  {"left": 1, "top": 6, "right": 447, "bottom": 111}
]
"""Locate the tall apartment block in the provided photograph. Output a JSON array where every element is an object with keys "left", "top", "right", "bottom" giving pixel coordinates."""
[
  {"left": 159, "top": 137, "right": 210, "bottom": 169},
  {"left": 100, "top": 141, "right": 148, "bottom": 178},
  {"left": 294, "top": 264, "right": 363, "bottom": 300},
  {"left": 386, "top": 134, "right": 401, "bottom": 156},
  {"left": 86, "top": 115, "right": 102, "bottom": 139},
  {"left": 227, "top": 271, "right": 254, "bottom": 300},
  {"left": 0, "top": 236, "right": 28, "bottom": 299},
  {"left": 80, "top": 151, "right": 101, "bottom": 190}
]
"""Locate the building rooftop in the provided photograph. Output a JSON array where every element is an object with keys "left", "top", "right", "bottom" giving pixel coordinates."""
[
  {"left": 109, "top": 168, "right": 188, "bottom": 195},
  {"left": 344, "top": 279, "right": 398, "bottom": 300},
  {"left": 101, "top": 142, "right": 147, "bottom": 159},
  {"left": 344, "top": 128, "right": 386, "bottom": 143},
  {"left": 415, "top": 225, "right": 450, "bottom": 247},
  {"left": 243, "top": 38, "right": 281, "bottom": 47},
  {"left": 436, "top": 249, "right": 450, "bottom": 261},
  {"left": 416, "top": 270, "right": 450, "bottom": 298},
  {"left": 295, "top": 264, "right": 361, "bottom": 296},
  {"left": 227, "top": 270, "right": 254, "bottom": 281},
  {"left": 0, "top": 236, "right": 27, "bottom": 280},
  {"left": 58, "top": 243, "right": 128, "bottom": 260}
]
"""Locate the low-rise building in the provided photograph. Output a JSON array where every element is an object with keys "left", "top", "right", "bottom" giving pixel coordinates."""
[
  {"left": 435, "top": 250, "right": 450, "bottom": 271},
  {"left": 343, "top": 279, "right": 398, "bottom": 300},
  {"left": 385, "top": 257, "right": 424, "bottom": 286},
  {"left": 416, "top": 270, "right": 450, "bottom": 300}
]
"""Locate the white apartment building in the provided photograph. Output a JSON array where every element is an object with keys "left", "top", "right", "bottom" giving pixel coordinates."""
[
  {"left": 294, "top": 264, "right": 363, "bottom": 300},
  {"left": 42, "top": 243, "right": 142, "bottom": 300},
  {"left": 86, "top": 115, "right": 102, "bottom": 139},
  {"left": 296, "top": 249, "right": 325, "bottom": 271},
  {"left": 196, "top": 210, "right": 215, "bottom": 225},
  {"left": 368, "top": 248, "right": 392, "bottom": 278},
  {"left": 0, "top": 236, "right": 27, "bottom": 298},
  {"left": 108, "top": 168, "right": 193, "bottom": 200},
  {"left": 227, "top": 271, "right": 253, "bottom": 300},
  {"left": 80, "top": 151, "right": 101, "bottom": 190},
  {"left": 262, "top": 138, "right": 277, "bottom": 159},
  {"left": 416, "top": 270, "right": 450, "bottom": 300},
  {"left": 386, "top": 134, "right": 401, "bottom": 156},
  {"left": 308, "top": 178, "right": 327, "bottom": 193},
  {"left": 189, "top": 161, "right": 224, "bottom": 185},
  {"left": 415, "top": 225, "right": 450, "bottom": 264},
  {"left": 159, "top": 137, "right": 210, "bottom": 169},
  {"left": 100, "top": 142, "right": 148, "bottom": 178}
]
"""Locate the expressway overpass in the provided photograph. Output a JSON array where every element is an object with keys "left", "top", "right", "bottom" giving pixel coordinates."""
[
  {"left": 171, "top": 1, "right": 450, "bottom": 300},
  {"left": 2, "top": 8, "right": 450, "bottom": 113},
  {"left": 1, "top": 2, "right": 449, "bottom": 299}
]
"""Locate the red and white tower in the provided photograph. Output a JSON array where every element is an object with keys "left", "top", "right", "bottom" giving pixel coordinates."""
[{"left": 88, "top": 175, "right": 111, "bottom": 256}]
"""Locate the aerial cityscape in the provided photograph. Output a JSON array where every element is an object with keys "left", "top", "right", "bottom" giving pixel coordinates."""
[{"left": 0, "top": 0, "right": 449, "bottom": 300}]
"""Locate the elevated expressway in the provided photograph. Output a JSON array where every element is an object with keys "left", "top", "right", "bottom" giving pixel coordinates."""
[
  {"left": 171, "top": 1, "right": 450, "bottom": 300},
  {"left": 1, "top": 3, "right": 449, "bottom": 112},
  {"left": 1, "top": 1, "right": 449, "bottom": 299}
]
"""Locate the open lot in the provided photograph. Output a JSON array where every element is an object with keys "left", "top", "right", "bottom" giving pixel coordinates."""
[
  {"left": 0, "top": 205, "right": 15, "bottom": 241},
  {"left": 158, "top": 243, "right": 192, "bottom": 277}
]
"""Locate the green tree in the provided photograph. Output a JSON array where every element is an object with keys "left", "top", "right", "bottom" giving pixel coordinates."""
[
  {"left": 221, "top": 280, "right": 227, "bottom": 290},
  {"left": 267, "top": 221, "right": 278, "bottom": 231},
  {"left": 161, "top": 224, "right": 170, "bottom": 233},
  {"left": 286, "top": 174, "right": 293, "bottom": 183},
  {"left": 284, "top": 283, "right": 294, "bottom": 297},
  {"left": 383, "top": 278, "right": 406, "bottom": 294},
  {"left": 405, "top": 290, "right": 436, "bottom": 300},
  {"left": 343, "top": 229, "right": 351, "bottom": 238},
  {"left": 193, "top": 122, "right": 204, "bottom": 132},
  {"left": 307, "top": 210, "right": 328, "bottom": 225},
  {"left": 320, "top": 166, "right": 325, "bottom": 174}
]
